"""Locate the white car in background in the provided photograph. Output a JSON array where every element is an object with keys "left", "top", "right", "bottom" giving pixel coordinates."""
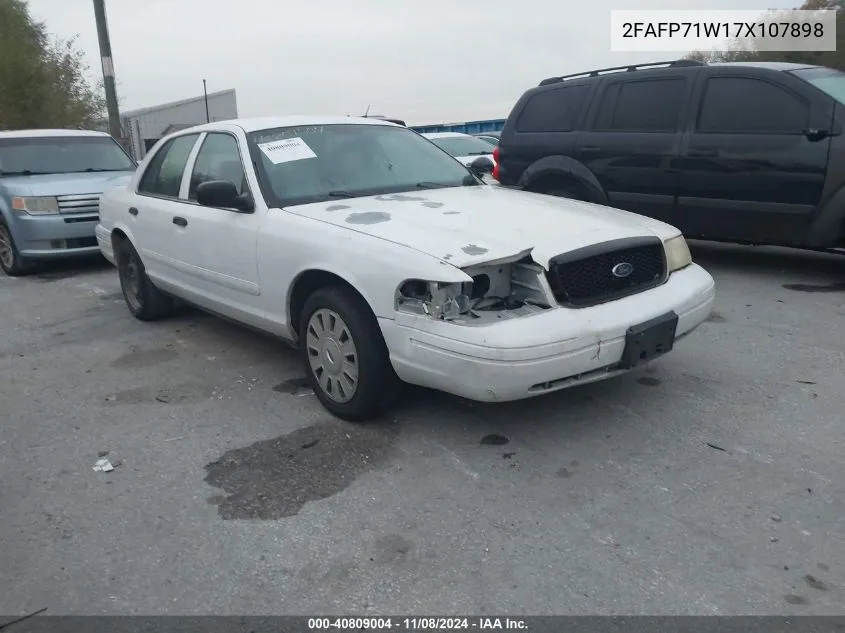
[
  {"left": 422, "top": 132, "right": 497, "bottom": 171},
  {"left": 96, "top": 116, "right": 715, "bottom": 422}
]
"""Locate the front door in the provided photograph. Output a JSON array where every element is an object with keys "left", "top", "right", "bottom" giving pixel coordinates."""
[
  {"left": 164, "top": 131, "right": 263, "bottom": 314},
  {"left": 675, "top": 70, "right": 830, "bottom": 243}
]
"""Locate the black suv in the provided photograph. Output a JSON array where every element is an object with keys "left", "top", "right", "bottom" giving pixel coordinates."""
[{"left": 494, "top": 60, "right": 845, "bottom": 250}]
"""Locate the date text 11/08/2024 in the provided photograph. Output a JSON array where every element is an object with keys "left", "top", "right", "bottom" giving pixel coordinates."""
[{"left": 307, "top": 617, "right": 529, "bottom": 630}]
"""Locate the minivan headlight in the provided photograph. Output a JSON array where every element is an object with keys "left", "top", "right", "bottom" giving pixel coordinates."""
[
  {"left": 664, "top": 235, "right": 692, "bottom": 272},
  {"left": 12, "top": 196, "right": 59, "bottom": 215}
]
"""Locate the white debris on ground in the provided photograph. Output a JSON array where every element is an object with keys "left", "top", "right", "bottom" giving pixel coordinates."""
[{"left": 92, "top": 458, "right": 114, "bottom": 472}]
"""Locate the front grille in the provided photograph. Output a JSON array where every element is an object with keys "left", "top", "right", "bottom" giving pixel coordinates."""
[
  {"left": 546, "top": 237, "right": 667, "bottom": 308},
  {"left": 57, "top": 193, "right": 100, "bottom": 215}
]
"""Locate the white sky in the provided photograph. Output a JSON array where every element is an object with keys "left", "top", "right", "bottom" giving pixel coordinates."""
[{"left": 26, "top": 0, "right": 797, "bottom": 125}]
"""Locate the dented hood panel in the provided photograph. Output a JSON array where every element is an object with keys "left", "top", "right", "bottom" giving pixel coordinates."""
[{"left": 282, "top": 186, "right": 680, "bottom": 270}]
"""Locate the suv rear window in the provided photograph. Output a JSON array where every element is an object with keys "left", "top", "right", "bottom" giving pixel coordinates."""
[
  {"left": 592, "top": 78, "right": 685, "bottom": 132},
  {"left": 516, "top": 85, "right": 589, "bottom": 133}
]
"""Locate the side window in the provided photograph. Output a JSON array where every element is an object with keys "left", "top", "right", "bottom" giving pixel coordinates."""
[
  {"left": 138, "top": 134, "right": 199, "bottom": 197},
  {"left": 697, "top": 77, "right": 809, "bottom": 133},
  {"left": 591, "top": 78, "right": 685, "bottom": 132},
  {"left": 515, "top": 85, "right": 589, "bottom": 133},
  {"left": 188, "top": 133, "right": 248, "bottom": 200}
]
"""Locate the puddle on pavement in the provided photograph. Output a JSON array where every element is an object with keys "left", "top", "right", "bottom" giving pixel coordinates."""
[
  {"left": 782, "top": 281, "right": 845, "bottom": 293},
  {"left": 480, "top": 433, "right": 509, "bottom": 446},
  {"left": 203, "top": 420, "right": 398, "bottom": 520}
]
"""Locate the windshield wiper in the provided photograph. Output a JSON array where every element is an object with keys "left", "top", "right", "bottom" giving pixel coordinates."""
[
  {"left": 415, "top": 181, "right": 451, "bottom": 189},
  {"left": 79, "top": 168, "right": 128, "bottom": 173},
  {"left": 466, "top": 151, "right": 492, "bottom": 156},
  {"left": 0, "top": 169, "right": 49, "bottom": 176},
  {"left": 327, "top": 190, "right": 356, "bottom": 199}
]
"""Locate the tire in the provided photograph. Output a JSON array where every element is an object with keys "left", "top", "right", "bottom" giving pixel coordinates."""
[
  {"left": 0, "top": 220, "right": 32, "bottom": 277},
  {"left": 115, "top": 238, "right": 175, "bottom": 321},
  {"left": 299, "top": 285, "right": 399, "bottom": 422},
  {"left": 544, "top": 187, "right": 587, "bottom": 201}
]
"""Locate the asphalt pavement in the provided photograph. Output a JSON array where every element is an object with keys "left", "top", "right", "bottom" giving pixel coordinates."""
[{"left": 0, "top": 242, "right": 843, "bottom": 616}]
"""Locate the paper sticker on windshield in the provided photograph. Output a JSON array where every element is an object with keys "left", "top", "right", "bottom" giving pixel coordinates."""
[{"left": 257, "top": 137, "right": 317, "bottom": 164}]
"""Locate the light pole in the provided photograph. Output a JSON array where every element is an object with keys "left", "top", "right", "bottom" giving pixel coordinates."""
[{"left": 92, "top": 0, "right": 121, "bottom": 139}]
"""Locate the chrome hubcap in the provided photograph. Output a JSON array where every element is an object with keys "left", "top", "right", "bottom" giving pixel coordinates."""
[
  {"left": 0, "top": 226, "right": 13, "bottom": 268},
  {"left": 306, "top": 308, "right": 359, "bottom": 403}
]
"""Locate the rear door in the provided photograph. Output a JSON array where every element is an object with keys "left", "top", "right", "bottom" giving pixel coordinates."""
[
  {"left": 499, "top": 80, "right": 594, "bottom": 186},
  {"left": 573, "top": 70, "right": 694, "bottom": 224},
  {"left": 675, "top": 69, "right": 830, "bottom": 242},
  {"left": 132, "top": 133, "right": 201, "bottom": 285}
]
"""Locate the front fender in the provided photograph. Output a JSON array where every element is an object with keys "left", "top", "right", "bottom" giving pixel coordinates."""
[
  {"left": 518, "top": 155, "right": 608, "bottom": 205},
  {"left": 806, "top": 183, "right": 845, "bottom": 247}
]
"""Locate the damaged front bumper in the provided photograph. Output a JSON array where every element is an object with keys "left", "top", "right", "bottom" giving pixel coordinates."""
[{"left": 379, "top": 263, "right": 715, "bottom": 402}]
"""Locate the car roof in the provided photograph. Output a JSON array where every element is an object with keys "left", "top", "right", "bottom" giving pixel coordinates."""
[
  {"left": 0, "top": 129, "right": 111, "bottom": 139},
  {"left": 422, "top": 132, "right": 471, "bottom": 139},
  {"left": 182, "top": 115, "right": 401, "bottom": 135},
  {"left": 710, "top": 61, "right": 820, "bottom": 71}
]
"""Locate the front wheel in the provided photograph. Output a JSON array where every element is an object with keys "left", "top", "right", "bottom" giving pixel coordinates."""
[
  {"left": 116, "top": 239, "right": 174, "bottom": 321},
  {"left": 299, "top": 286, "right": 399, "bottom": 422},
  {"left": 0, "top": 221, "right": 31, "bottom": 277}
]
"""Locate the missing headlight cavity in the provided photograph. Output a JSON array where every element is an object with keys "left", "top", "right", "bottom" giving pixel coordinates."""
[{"left": 396, "top": 257, "right": 556, "bottom": 324}]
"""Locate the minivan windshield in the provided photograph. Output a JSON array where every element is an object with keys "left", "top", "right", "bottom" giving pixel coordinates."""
[
  {"left": 0, "top": 135, "right": 135, "bottom": 176},
  {"left": 428, "top": 135, "right": 495, "bottom": 157},
  {"left": 792, "top": 67, "right": 845, "bottom": 104},
  {"left": 247, "top": 124, "right": 478, "bottom": 207}
]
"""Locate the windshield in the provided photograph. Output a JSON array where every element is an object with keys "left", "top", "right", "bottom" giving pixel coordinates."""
[
  {"left": 428, "top": 135, "right": 494, "bottom": 158},
  {"left": 247, "top": 124, "right": 478, "bottom": 207},
  {"left": 792, "top": 67, "right": 845, "bottom": 104},
  {"left": 0, "top": 135, "right": 135, "bottom": 176}
]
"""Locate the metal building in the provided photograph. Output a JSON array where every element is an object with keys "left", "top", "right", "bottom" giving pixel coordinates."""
[
  {"left": 98, "top": 89, "right": 238, "bottom": 161},
  {"left": 410, "top": 118, "right": 506, "bottom": 134}
]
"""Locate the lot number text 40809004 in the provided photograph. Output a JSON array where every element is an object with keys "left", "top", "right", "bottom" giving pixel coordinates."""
[{"left": 307, "top": 617, "right": 529, "bottom": 630}]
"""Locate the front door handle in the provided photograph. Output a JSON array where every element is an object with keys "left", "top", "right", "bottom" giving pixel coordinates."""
[
  {"left": 128, "top": 207, "right": 138, "bottom": 216},
  {"left": 172, "top": 216, "right": 188, "bottom": 227},
  {"left": 688, "top": 149, "right": 718, "bottom": 158}
]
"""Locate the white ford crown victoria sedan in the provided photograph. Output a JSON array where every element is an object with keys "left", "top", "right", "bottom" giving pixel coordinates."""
[{"left": 96, "top": 116, "right": 715, "bottom": 421}]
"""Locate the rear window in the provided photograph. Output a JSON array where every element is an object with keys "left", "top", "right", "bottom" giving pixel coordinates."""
[
  {"left": 0, "top": 135, "right": 135, "bottom": 176},
  {"left": 792, "top": 67, "right": 845, "bottom": 104},
  {"left": 516, "top": 84, "right": 589, "bottom": 133},
  {"left": 592, "top": 78, "right": 686, "bottom": 132}
]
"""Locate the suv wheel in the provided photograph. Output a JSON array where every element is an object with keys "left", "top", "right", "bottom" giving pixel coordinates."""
[
  {"left": 544, "top": 187, "right": 587, "bottom": 201},
  {"left": 0, "top": 220, "right": 31, "bottom": 277}
]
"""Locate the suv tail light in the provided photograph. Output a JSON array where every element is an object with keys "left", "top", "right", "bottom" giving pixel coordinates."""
[{"left": 492, "top": 146, "right": 500, "bottom": 181}]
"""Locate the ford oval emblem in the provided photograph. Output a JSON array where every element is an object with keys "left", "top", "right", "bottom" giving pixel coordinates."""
[{"left": 612, "top": 262, "right": 634, "bottom": 278}]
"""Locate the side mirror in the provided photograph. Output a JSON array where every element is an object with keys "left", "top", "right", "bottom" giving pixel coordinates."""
[
  {"left": 196, "top": 180, "right": 254, "bottom": 212},
  {"left": 469, "top": 156, "right": 494, "bottom": 176}
]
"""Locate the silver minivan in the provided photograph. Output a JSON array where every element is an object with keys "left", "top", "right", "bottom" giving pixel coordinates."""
[{"left": 0, "top": 129, "right": 136, "bottom": 276}]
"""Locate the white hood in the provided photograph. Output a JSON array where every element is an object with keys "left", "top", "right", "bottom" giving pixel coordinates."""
[{"left": 284, "top": 186, "right": 680, "bottom": 270}]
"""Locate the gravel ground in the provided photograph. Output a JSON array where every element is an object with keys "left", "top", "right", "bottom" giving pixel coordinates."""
[{"left": 0, "top": 242, "right": 843, "bottom": 616}]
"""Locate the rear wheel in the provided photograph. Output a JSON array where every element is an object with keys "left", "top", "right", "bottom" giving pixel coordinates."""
[
  {"left": 299, "top": 285, "right": 399, "bottom": 422},
  {"left": 544, "top": 186, "right": 587, "bottom": 201},
  {"left": 0, "top": 220, "right": 31, "bottom": 277},
  {"left": 116, "top": 239, "right": 174, "bottom": 321}
]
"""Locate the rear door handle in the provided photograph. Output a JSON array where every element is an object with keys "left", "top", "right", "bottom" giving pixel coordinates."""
[
  {"left": 172, "top": 216, "right": 188, "bottom": 227},
  {"left": 580, "top": 146, "right": 601, "bottom": 153},
  {"left": 128, "top": 207, "right": 138, "bottom": 216},
  {"left": 688, "top": 149, "right": 718, "bottom": 158}
]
